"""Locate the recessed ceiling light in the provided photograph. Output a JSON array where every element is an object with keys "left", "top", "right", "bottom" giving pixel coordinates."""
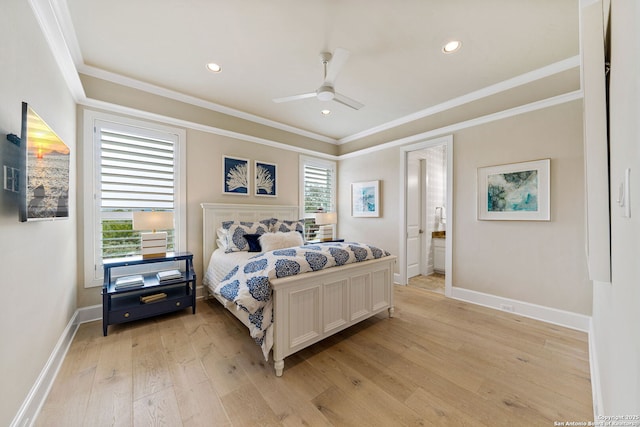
[
  {"left": 321, "top": 109, "right": 331, "bottom": 116},
  {"left": 206, "top": 62, "right": 222, "bottom": 73},
  {"left": 442, "top": 40, "right": 462, "bottom": 54}
]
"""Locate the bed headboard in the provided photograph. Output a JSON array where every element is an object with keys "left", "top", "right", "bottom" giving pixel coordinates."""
[{"left": 201, "top": 203, "right": 300, "bottom": 265}]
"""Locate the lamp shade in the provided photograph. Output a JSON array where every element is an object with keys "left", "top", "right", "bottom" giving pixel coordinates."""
[
  {"left": 132, "top": 211, "right": 174, "bottom": 231},
  {"left": 315, "top": 212, "right": 337, "bottom": 225}
]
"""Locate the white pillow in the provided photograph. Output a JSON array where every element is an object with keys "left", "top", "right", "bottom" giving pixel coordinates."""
[
  {"left": 216, "top": 238, "right": 228, "bottom": 250},
  {"left": 259, "top": 231, "right": 304, "bottom": 252},
  {"left": 216, "top": 227, "right": 228, "bottom": 250},
  {"left": 216, "top": 227, "right": 227, "bottom": 239}
]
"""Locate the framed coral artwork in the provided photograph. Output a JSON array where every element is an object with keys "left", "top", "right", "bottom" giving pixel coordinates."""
[
  {"left": 223, "top": 156, "right": 249, "bottom": 195},
  {"left": 254, "top": 161, "right": 277, "bottom": 197}
]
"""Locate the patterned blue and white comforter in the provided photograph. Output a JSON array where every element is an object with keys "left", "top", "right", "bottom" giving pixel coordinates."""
[{"left": 214, "top": 242, "right": 390, "bottom": 360}]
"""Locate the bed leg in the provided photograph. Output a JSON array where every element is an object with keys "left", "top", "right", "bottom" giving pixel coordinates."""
[
  {"left": 274, "top": 359, "right": 284, "bottom": 377},
  {"left": 388, "top": 306, "right": 395, "bottom": 318}
]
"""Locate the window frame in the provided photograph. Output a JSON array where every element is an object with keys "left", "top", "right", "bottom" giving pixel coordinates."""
[
  {"left": 82, "top": 110, "right": 186, "bottom": 288},
  {"left": 299, "top": 155, "right": 337, "bottom": 240}
]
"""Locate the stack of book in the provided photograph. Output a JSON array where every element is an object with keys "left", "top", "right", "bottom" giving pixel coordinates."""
[
  {"left": 156, "top": 269, "right": 182, "bottom": 282},
  {"left": 114, "top": 275, "right": 145, "bottom": 290},
  {"left": 140, "top": 293, "right": 167, "bottom": 304}
]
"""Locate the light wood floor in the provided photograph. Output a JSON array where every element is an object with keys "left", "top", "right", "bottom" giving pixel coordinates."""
[
  {"left": 408, "top": 273, "right": 445, "bottom": 294},
  {"left": 36, "top": 286, "right": 593, "bottom": 426}
]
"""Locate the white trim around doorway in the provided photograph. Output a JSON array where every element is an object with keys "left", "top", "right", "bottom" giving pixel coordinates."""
[{"left": 398, "top": 135, "right": 454, "bottom": 296}]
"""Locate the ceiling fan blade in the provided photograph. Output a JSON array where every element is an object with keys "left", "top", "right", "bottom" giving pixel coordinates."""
[
  {"left": 273, "top": 92, "right": 317, "bottom": 103},
  {"left": 324, "top": 48, "right": 350, "bottom": 85},
  {"left": 333, "top": 92, "right": 364, "bottom": 110}
]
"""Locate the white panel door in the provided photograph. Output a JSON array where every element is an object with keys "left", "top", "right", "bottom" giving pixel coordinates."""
[{"left": 406, "top": 155, "right": 422, "bottom": 278}]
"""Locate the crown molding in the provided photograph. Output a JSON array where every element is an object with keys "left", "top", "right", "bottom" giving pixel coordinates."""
[
  {"left": 338, "top": 55, "right": 581, "bottom": 145},
  {"left": 78, "top": 64, "right": 339, "bottom": 145},
  {"left": 338, "top": 90, "right": 583, "bottom": 160},
  {"left": 29, "top": 0, "right": 85, "bottom": 102},
  {"left": 80, "top": 97, "right": 339, "bottom": 161}
]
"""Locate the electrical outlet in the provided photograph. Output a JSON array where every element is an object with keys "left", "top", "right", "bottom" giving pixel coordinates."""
[{"left": 500, "top": 304, "right": 514, "bottom": 312}]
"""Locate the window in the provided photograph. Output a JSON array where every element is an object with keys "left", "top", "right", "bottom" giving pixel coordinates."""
[
  {"left": 300, "top": 155, "right": 336, "bottom": 240},
  {"left": 83, "top": 111, "right": 186, "bottom": 287}
]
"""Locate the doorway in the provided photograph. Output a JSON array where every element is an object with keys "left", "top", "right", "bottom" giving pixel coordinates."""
[{"left": 398, "top": 135, "right": 453, "bottom": 296}]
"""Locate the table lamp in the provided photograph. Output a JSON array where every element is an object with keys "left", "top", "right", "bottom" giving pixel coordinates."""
[
  {"left": 314, "top": 211, "right": 337, "bottom": 242},
  {"left": 133, "top": 211, "right": 174, "bottom": 258}
]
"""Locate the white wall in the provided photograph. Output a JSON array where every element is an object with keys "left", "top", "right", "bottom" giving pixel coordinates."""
[
  {"left": 338, "top": 146, "right": 402, "bottom": 260},
  {"left": 0, "top": 1, "right": 77, "bottom": 425},
  {"left": 454, "top": 100, "right": 591, "bottom": 314},
  {"left": 339, "top": 100, "right": 592, "bottom": 316},
  {"left": 591, "top": 0, "right": 640, "bottom": 414}
]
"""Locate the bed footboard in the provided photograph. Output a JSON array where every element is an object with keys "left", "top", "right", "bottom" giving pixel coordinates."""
[{"left": 270, "top": 255, "right": 396, "bottom": 376}]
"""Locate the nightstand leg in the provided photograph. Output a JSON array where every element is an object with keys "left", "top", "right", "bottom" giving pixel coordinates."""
[{"left": 102, "top": 294, "right": 108, "bottom": 336}]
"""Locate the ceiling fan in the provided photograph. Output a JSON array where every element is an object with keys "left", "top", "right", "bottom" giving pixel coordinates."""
[{"left": 273, "top": 48, "right": 364, "bottom": 110}]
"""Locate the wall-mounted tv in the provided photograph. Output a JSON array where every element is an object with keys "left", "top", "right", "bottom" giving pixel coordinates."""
[{"left": 19, "top": 102, "right": 70, "bottom": 222}]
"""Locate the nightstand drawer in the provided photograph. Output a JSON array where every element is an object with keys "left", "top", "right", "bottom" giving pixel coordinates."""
[{"left": 109, "top": 294, "right": 193, "bottom": 324}]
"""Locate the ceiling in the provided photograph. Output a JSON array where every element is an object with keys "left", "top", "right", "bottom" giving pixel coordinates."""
[{"left": 60, "top": 0, "right": 579, "bottom": 142}]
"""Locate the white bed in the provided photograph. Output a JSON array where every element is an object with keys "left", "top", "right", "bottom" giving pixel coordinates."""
[{"left": 201, "top": 203, "right": 396, "bottom": 376}]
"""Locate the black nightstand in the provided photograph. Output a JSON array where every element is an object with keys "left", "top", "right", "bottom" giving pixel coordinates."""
[{"left": 101, "top": 252, "right": 196, "bottom": 336}]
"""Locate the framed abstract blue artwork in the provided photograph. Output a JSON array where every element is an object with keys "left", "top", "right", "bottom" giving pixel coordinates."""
[
  {"left": 352, "top": 180, "right": 380, "bottom": 217},
  {"left": 477, "top": 158, "right": 550, "bottom": 221},
  {"left": 254, "top": 161, "right": 277, "bottom": 197},
  {"left": 223, "top": 156, "right": 249, "bottom": 195}
]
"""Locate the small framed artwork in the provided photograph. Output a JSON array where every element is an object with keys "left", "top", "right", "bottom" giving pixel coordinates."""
[
  {"left": 477, "top": 158, "right": 550, "bottom": 221},
  {"left": 255, "top": 161, "right": 277, "bottom": 197},
  {"left": 352, "top": 180, "right": 380, "bottom": 217},
  {"left": 223, "top": 156, "right": 249, "bottom": 195}
]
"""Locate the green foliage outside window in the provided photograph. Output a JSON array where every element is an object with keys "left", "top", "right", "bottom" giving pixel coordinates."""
[{"left": 102, "top": 218, "right": 174, "bottom": 259}]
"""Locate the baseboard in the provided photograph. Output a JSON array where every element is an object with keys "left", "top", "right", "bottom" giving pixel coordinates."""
[
  {"left": 196, "top": 284, "right": 206, "bottom": 299},
  {"left": 76, "top": 304, "right": 102, "bottom": 324},
  {"left": 394, "top": 273, "right": 402, "bottom": 284},
  {"left": 450, "top": 286, "right": 591, "bottom": 332},
  {"left": 588, "top": 318, "right": 604, "bottom": 419},
  {"left": 10, "top": 311, "right": 81, "bottom": 427}
]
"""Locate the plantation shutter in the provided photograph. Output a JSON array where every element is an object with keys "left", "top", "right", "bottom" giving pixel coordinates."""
[
  {"left": 97, "top": 121, "right": 177, "bottom": 260},
  {"left": 302, "top": 159, "right": 336, "bottom": 240},
  {"left": 303, "top": 164, "right": 334, "bottom": 213}
]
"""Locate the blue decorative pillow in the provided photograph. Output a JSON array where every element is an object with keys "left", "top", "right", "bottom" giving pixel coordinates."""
[{"left": 243, "top": 234, "right": 262, "bottom": 252}]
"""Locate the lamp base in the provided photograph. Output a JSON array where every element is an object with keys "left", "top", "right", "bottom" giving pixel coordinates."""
[
  {"left": 317, "top": 225, "right": 334, "bottom": 242},
  {"left": 140, "top": 232, "right": 167, "bottom": 258}
]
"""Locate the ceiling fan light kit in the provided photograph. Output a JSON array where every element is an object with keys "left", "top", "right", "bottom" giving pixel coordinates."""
[
  {"left": 316, "top": 86, "right": 335, "bottom": 101},
  {"left": 273, "top": 48, "right": 364, "bottom": 110}
]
